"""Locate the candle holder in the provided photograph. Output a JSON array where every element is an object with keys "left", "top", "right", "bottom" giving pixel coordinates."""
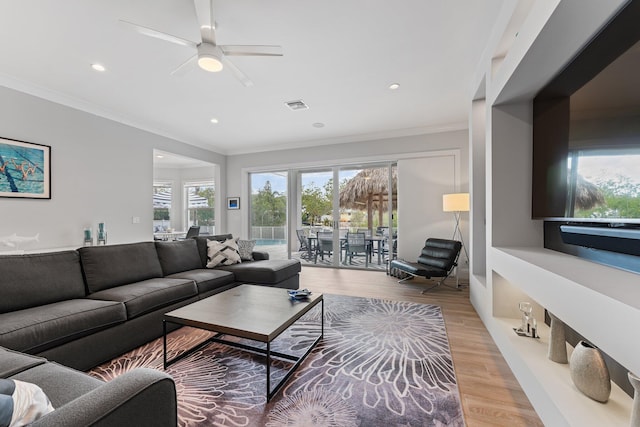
[
  {"left": 97, "top": 222, "right": 107, "bottom": 245},
  {"left": 83, "top": 227, "right": 93, "bottom": 246}
]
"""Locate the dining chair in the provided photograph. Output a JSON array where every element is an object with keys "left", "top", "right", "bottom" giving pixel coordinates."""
[
  {"left": 345, "top": 232, "right": 369, "bottom": 267},
  {"left": 179, "top": 226, "right": 200, "bottom": 240},
  {"left": 357, "top": 228, "right": 373, "bottom": 261},
  {"left": 314, "top": 231, "right": 334, "bottom": 263},
  {"left": 296, "top": 229, "right": 311, "bottom": 259}
]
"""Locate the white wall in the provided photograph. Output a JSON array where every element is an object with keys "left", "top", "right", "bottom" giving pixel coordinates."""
[
  {"left": 0, "top": 86, "right": 225, "bottom": 250},
  {"left": 226, "top": 130, "right": 469, "bottom": 242},
  {"left": 397, "top": 155, "right": 458, "bottom": 260}
]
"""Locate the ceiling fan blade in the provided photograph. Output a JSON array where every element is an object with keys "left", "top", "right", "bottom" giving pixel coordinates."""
[
  {"left": 119, "top": 19, "right": 197, "bottom": 48},
  {"left": 220, "top": 45, "right": 283, "bottom": 57},
  {"left": 170, "top": 54, "right": 197, "bottom": 76},
  {"left": 222, "top": 57, "right": 254, "bottom": 87}
]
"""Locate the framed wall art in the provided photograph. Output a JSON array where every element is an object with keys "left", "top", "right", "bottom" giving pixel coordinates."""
[
  {"left": 227, "top": 197, "right": 240, "bottom": 210},
  {"left": 0, "top": 137, "right": 51, "bottom": 199}
]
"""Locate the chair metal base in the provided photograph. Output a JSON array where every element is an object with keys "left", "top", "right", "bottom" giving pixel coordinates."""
[{"left": 396, "top": 272, "right": 464, "bottom": 293}]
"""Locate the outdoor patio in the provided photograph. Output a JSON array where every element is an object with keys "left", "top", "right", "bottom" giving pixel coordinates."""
[{"left": 256, "top": 243, "right": 389, "bottom": 271}]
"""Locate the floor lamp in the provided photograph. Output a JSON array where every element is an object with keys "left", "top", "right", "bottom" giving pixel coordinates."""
[{"left": 442, "top": 193, "right": 470, "bottom": 277}]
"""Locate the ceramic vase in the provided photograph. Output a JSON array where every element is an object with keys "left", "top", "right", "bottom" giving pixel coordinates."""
[
  {"left": 629, "top": 372, "right": 640, "bottom": 427},
  {"left": 547, "top": 312, "right": 568, "bottom": 364},
  {"left": 569, "top": 340, "right": 611, "bottom": 403}
]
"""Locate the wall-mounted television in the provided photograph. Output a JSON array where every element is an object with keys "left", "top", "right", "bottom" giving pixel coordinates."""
[{"left": 532, "top": 1, "right": 640, "bottom": 224}]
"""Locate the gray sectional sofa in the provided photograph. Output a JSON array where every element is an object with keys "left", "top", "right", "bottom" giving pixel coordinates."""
[{"left": 0, "top": 234, "right": 300, "bottom": 426}]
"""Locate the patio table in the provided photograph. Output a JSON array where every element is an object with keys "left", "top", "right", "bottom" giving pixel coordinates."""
[{"left": 307, "top": 234, "right": 385, "bottom": 265}]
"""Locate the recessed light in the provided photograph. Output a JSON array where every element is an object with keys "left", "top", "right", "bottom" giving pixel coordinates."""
[
  {"left": 312, "top": 122, "right": 325, "bottom": 128},
  {"left": 156, "top": 155, "right": 164, "bottom": 159},
  {"left": 91, "top": 63, "right": 106, "bottom": 72},
  {"left": 210, "top": 118, "right": 219, "bottom": 124},
  {"left": 388, "top": 83, "right": 400, "bottom": 90}
]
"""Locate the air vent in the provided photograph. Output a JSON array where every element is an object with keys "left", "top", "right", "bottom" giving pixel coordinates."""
[{"left": 285, "top": 100, "right": 309, "bottom": 110}]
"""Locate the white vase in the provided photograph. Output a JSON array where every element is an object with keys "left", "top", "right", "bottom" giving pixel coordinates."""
[
  {"left": 547, "top": 312, "right": 568, "bottom": 364},
  {"left": 629, "top": 372, "right": 640, "bottom": 427},
  {"left": 569, "top": 340, "right": 611, "bottom": 403}
]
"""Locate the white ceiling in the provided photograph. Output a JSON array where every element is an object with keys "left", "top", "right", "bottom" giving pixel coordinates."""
[{"left": 0, "top": 0, "right": 505, "bottom": 155}]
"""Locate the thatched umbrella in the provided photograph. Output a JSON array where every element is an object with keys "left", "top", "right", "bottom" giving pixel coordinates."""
[
  {"left": 339, "top": 168, "right": 397, "bottom": 228},
  {"left": 575, "top": 175, "right": 605, "bottom": 210}
]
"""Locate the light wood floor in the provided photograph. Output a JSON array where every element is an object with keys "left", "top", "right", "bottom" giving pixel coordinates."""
[{"left": 300, "top": 266, "right": 543, "bottom": 427}]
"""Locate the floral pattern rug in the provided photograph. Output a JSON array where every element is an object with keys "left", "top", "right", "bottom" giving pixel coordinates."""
[{"left": 89, "top": 294, "right": 463, "bottom": 426}]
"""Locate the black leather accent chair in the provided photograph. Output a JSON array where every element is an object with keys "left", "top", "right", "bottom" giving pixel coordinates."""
[{"left": 390, "top": 238, "right": 462, "bottom": 292}]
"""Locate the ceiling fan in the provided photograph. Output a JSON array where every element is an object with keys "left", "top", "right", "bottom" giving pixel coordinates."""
[{"left": 119, "top": 0, "right": 282, "bottom": 87}]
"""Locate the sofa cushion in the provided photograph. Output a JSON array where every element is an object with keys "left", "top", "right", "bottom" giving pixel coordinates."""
[
  {"left": 206, "top": 239, "right": 241, "bottom": 268},
  {"left": 79, "top": 242, "right": 164, "bottom": 293},
  {"left": 217, "top": 259, "right": 301, "bottom": 284},
  {"left": 0, "top": 251, "right": 86, "bottom": 314},
  {"left": 155, "top": 239, "right": 203, "bottom": 275},
  {"left": 87, "top": 278, "right": 197, "bottom": 320},
  {"left": 0, "top": 347, "right": 46, "bottom": 378},
  {"left": 0, "top": 300, "right": 127, "bottom": 354},
  {"left": 166, "top": 269, "right": 235, "bottom": 295},
  {"left": 194, "top": 235, "right": 233, "bottom": 267}
]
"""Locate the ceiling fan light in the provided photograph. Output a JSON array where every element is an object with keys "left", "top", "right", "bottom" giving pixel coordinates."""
[
  {"left": 198, "top": 55, "right": 223, "bottom": 72},
  {"left": 197, "top": 43, "right": 223, "bottom": 72}
]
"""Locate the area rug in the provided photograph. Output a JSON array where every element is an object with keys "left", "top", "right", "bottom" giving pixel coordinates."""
[{"left": 89, "top": 294, "right": 464, "bottom": 426}]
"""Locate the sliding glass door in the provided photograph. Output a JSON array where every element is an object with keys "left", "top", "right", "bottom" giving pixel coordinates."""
[
  {"left": 293, "top": 163, "right": 396, "bottom": 270},
  {"left": 249, "top": 171, "right": 288, "bottom": 259}
]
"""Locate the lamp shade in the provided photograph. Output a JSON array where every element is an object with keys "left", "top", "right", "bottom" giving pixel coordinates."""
[{"left": 443, "top": 193, "right": 469, "bottom": 212}]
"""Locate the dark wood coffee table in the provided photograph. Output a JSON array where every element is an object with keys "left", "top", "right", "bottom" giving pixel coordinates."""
[{"left": 163, "top": 284, "right": 323, "bottom": 401}]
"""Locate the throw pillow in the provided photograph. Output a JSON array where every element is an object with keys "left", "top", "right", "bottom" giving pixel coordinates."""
[
  {"left": 236, "top": 239, "right": 256, "bottom": 261},
  {"left": 0, "top": 378, "right": 54, "bottom": 427},
  {"left": 206, "top": 238, "right": 241, "bottom": 268}
]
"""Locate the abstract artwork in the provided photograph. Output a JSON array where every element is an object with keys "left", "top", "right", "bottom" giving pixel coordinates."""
[{"left": 0, "top": 137, "right": 51, "bottom": 199}]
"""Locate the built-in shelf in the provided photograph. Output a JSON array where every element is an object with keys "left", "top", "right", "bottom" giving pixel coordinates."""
[
  {"left": 493, "top": 317, "right": 632, "bottom": 426},
  {"left": 491, "top": 246, "right": 640, "bottom": 375},
  {"left": 486, "top": 246, "right": 639, "bottom": 426}
]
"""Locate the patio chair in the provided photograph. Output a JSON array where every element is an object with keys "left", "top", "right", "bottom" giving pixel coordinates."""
[
  {"left": 314, "top": 231, "right": 334, "bottom": 263},
  {"left": 344, "top": 232, "right": 369, "bottom": 267},
  {"left": 384, "top": 238, "right": 398, "bottom": 274},
  {"left": 357, "top": 228, "right": 374, "bottom": 261},
  {"left": 390, "top": 238, "right": 462, "bottom": 292},
  {"left": 296, "top": 229, "right": 312, "bottom": 259}
]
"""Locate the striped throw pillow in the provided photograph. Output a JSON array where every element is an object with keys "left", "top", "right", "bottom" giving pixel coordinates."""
[{"left": 206, "top": 238, "right": 241, "bottom": 268}]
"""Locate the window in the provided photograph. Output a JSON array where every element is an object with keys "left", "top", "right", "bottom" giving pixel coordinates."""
[
  {"left": 184, "top": 181, "right": 215, "bottom": 235},
  {"left": 153, "top": 182, "right": 172, "bottom": 232}
]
